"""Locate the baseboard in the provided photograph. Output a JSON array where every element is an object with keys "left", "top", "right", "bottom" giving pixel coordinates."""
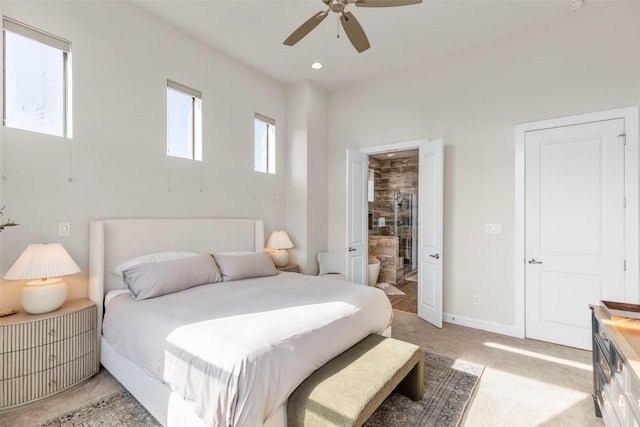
[{"left": 443, "top": 312, "right": 523, "bottom": 338}]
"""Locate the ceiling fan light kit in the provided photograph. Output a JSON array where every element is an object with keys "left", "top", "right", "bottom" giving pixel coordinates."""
[{"left": 283, "top": 0, "right": 422, "bottom": 53}]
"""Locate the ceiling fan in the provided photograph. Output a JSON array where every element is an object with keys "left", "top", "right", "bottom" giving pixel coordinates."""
[{"left": 283, "top": 0, "right": 423, "bottom": 53}]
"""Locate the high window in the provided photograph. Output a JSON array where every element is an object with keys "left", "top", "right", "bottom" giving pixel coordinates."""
[
  {"left": 167, "top": 80, "right": 202, "bottom": 161},
  {"left": 3, "top": 18, "right": 72, "bottom": 138},
  {"left": 254, "top": 113, "right": 275, "bottom": 174}
]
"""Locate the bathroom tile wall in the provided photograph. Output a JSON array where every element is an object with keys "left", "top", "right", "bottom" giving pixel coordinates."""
[
  {"left": 368, "top": 235, "right": 404, "bottom": 284},
  {"left": 368, "top": 155, "right": 419, "bottom": 275},
  {"left": 369, "top": 156, "right": 418, "bottom": 234}
]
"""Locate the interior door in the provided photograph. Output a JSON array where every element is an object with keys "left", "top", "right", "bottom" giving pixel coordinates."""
[
  {"left": 418, "top": 139, "right": 444, "bottom": 327},
  {"left": 346, "top": 149, "right": 368, "bottom": 285},
  {"left": 525, "top": 119, "right": 625, "bottom": 350}
]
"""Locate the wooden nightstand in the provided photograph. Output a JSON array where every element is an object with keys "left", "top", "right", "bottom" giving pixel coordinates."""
[
  {"left": 0, "top": 298, "right": 99, "bottom": 410},
  {"left": 277, "top": 263, "right": 300, "bottom": 273}
]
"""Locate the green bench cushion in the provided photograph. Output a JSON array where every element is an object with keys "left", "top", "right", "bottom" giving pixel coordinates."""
[{"left": 287, "top": 334, "right": 424, "bottom": 427}]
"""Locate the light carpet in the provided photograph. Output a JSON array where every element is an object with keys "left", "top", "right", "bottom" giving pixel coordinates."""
[{"left": 37, "top": 352, "right": 483, "bottom": 427}]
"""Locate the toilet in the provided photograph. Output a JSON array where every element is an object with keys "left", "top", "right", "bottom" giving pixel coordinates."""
[{"left": 367, "top": 255, "right": 381, "bottom": 286}]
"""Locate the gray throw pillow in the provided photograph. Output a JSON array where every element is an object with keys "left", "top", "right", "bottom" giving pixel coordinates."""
[
  {"left": 213, "top": 252, "right": 277, "bottom": 282},
  {"left": 123, "top": 253, "right": 221, "bottom": 300}
]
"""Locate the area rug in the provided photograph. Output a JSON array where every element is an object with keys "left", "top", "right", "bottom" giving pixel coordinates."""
[
  {"left": 40, "top": 352, "right": 483, "bottom": 427},
  {"left": 40, "top": 390, "right": 160, "bottom": 427},
  {"left": 365, "top": 352, "right": 484, "bottom": 426}
]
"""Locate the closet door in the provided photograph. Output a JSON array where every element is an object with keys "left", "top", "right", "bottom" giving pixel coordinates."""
[{"left": 525, "top": 119, "right": 625, "bottom": 350}]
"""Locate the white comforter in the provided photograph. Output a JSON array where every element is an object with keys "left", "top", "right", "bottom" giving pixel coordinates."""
[{"left": 102, "top": 272, "right": 392, "bottom": 427}]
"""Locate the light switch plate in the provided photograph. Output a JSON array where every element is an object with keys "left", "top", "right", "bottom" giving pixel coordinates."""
[
  {"left": 485, "top": 224, "right": 501, "bottom": 234},
  {"left": 58, "top": 222, "right": 70, "bottom": 236}
]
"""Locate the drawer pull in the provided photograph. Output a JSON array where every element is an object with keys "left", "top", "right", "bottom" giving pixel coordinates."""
[
  {"left": 48, "top": 354, "right": 56, "bottom": 363},
  {"left": 48, "top": 329, "right": 56, "bottom": 337},
  {"left": 599, "top": 332, "right": 609, "bottom": 345}
]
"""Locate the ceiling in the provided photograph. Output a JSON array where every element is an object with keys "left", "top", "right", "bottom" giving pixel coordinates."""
[{"left": 130, "top": 0, "right": 580, "bottom": 90}]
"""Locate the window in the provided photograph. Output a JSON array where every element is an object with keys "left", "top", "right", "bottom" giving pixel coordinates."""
[
  {"left": 3, "top": 18, "right": 71, "bottom": 137},
  {"left": 167, "top": 80, "right": 202, "bottom": 161},
  {"left": 254, "top": 113, "right": 275, "bottom": 174},
  {"left": 368, "top": 169, "right": 375, "bottom": 202}
]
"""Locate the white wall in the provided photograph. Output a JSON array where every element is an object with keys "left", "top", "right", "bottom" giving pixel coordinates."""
[
  {"left": 327, "top": 1, "right": 640, "bottom": 331},
  {"left": 305, "top": 83, "right": 329, "bottom": 274},
  {"left": 285, "top": 81, "right": 329, "bottom": 274},
  {"left": 286, "top": 82, "right": 310, "bottom": 270},
  {"left": 0, "top": 1, "right": 288, "bottom": 308}
]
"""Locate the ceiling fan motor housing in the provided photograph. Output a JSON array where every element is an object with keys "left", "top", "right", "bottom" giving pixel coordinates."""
[{"left": 325, "top": 0, "right": 348, "bottom": 13}]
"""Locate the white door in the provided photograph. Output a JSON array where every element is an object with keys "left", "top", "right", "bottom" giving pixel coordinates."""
[
  {"left": 525, "top": 119, "right": 625, "bottom": 349},
  {"left": 418, "top": 139, "right": 444, "bottom": 327},
  {"left": 346, "top": 149, "right": 368, "bottom": 285}
]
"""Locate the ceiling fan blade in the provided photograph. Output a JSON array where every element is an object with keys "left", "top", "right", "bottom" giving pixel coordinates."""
[
  {"left": 354, "top": 0, "right": 422, "bottom": 7},
  {"left": 340, "top": 11, "right": 370, "bottom": 53},
  {"left": 283, "top": 11, "right": 328, "bottom": 46}
]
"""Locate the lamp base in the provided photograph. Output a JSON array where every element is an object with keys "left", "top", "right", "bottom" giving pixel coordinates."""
[
  {"left": 20, "top": 278, "right": 68, "bottom": 314},
  {"left": 270, "top": 250, "right": 290, "bottom": 268}
]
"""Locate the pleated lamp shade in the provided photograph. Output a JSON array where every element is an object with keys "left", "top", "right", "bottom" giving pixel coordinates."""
[
  {"left": 4, "top": 243, "right": 80, "bottom": 314},
  {"left": 266, "top": 231, "right": 294, "bottom": 268},
  {"left": 266, "top": 231, "right": 294, "bottom": 250},
  {"left": 4, "top": 243, "right": 80, "bottom": 280}
]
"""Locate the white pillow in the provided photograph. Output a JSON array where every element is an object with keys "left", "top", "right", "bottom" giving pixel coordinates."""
[{"left": 112, "top": 251, "right": 198, "bottom": 277}]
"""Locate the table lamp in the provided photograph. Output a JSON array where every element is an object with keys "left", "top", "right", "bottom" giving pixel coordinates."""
[
  {"left": 266, "top": 231, "right": 294, "bottom": 267},
  {"left": 4, "top": 243, "right": 81, "bottom": 314}
]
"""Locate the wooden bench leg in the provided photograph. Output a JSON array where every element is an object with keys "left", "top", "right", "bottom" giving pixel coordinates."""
[{"left": 395, "top": 356, "right": 424, "bottom": 401}]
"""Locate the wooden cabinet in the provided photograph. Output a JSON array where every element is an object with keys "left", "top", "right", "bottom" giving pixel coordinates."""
[
  {"left": 0, "top": 299, "right": 99, "bottom": 409},
  {"left": 591, "top": 302, "right": 640, "bottom": 426}
]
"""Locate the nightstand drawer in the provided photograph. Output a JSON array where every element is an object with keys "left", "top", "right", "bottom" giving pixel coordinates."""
[
  {"left": 628, "top": 373, "right": 640, "bottom": 420},
  {"left": 0, "top": 304, "right": 96, "bottom": 352},
  {"left": 0, "top": 351, "right": 98, "bottom": 408},
  {"left": 0, "top": 299, "right": 99, "bottom": 410},
  {"left": 0, "top": 330, "right": 95, "bottom": 380}
]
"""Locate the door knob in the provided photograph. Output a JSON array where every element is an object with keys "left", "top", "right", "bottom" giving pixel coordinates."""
[
  {"left": 528, "top": 258, "right": 543, "bottom": 264},
  {"left": 430, "top": 253, "right": 440, "bottom": 259},
  {"left": 348, "top": 247, "right": 356, "bottom": 252}
]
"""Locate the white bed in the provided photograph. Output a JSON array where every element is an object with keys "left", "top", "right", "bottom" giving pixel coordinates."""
[{"left": 88, "top": 218, "right": 392, "bottom": 427}]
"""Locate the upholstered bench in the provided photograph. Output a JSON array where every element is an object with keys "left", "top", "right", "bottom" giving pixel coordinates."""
[{"left": 287, "top": 334, "right": 424, "bottom": 427}]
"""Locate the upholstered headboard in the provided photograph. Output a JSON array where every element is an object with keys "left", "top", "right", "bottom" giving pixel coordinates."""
[{"left": 88, "top": 218, "right": 265, "bottom": 342}]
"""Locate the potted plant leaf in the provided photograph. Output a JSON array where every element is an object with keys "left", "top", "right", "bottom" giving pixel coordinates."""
[{"left": 0, "top": 206, "right": 18, "bottom": 232}]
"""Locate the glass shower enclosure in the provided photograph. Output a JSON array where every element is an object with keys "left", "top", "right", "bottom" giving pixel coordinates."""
[{"left": 393, "top": 191, "right": 417, "bottom": 272}]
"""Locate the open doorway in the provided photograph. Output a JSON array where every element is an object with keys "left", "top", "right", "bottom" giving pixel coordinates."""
[
  {"left": 348, "top": 139, "right": 443, "bottom": 327},
  {"left": 368, "top": 149, "right": 419, "bottom": 313}
]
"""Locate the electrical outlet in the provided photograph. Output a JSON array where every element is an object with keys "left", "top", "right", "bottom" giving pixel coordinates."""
[
  {"left": 58, "top": 222, "right": 70, "bottom": 236},
  {"left": 474, "top": 295, "right": 480, "bottom": 305}
]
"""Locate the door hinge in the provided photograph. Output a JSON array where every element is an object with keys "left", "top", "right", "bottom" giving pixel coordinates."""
[
  {"left": 624, "top": 260, "right": 627, "bottom": 271},
  {"left": 624, "top": 197, "right": 627, "bottom": 208},
  {"left": 619, "top": 133, "right": 627, "bottom": 145}
]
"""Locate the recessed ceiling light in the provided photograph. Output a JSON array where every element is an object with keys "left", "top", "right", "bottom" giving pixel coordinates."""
[{"left": 311, "top": 62, "right": 323, "bottom": 70}]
